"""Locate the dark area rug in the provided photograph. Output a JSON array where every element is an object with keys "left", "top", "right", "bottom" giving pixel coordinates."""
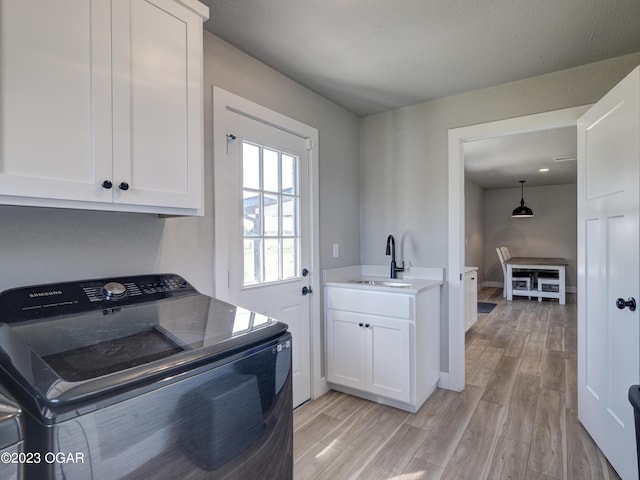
[{"left": 477, "top": 302, "right": 497, "bottom": 314}]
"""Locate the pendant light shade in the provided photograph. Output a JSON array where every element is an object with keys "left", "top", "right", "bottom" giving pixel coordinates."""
[{"left": 511, "top": 180, "right": 534, "bottom": 217}]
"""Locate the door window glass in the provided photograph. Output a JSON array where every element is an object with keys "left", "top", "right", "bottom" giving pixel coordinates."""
[{"left": 242, "top": 141, "right": 300, "bottom": 286}]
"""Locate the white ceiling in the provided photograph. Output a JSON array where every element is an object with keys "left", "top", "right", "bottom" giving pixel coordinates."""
[
  {"left": 202, "top": 1, "right": 638, "bottom": 187},
  {"left": 464, "top": 127, "right": 577, "bottom": 190},
  {"left": 202, "top": 0, "right": 640, "bottom": 117}
]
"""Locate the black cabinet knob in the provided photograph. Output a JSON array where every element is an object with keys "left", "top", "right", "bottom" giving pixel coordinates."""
[
  {"left": 119, "top": 182, "right": 130, "bottom": 191},
  {"left": 102, "top": 180, "right": 113, "bottom": 189},
  {"left": 616, "top": 297, "right": 637, "bottom": 311},
  {"left": 358, "top": 323, "right": 364, "bottom": 327}
]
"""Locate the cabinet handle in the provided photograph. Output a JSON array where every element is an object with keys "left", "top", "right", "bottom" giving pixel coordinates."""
[
  {"left": 119, "top": 182, "right": 130, "bottom": 191},
  {"left": 101, "top": 180, "right": 113, "bottom": 189},
  {"left": 365, "top": 323, "right": 370, "bottom": 328},
  {"left": 358, "top": 323, "right": 364, "bottom": 327},
  {"left": 616, "top": 297, "right": 637, "bottom": 311}
]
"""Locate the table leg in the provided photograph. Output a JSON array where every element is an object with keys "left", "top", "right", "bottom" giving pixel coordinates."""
[
  {"left": 538, "top": 277, "right": 543, "bottom": 302},
  {"left": 506, "top": 264, "right": 513, "bottom": 301},
  {"left": 559, "top": 266, "right": 566, "bottom": 305}
]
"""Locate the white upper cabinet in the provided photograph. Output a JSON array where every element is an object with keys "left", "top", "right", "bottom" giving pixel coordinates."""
[
  {"left": 112, "top": 0, "right": 206, "bottom": 210},
  {"left": 0, "top": 0, "right": 208, "bottom": 215},
  {"left": 0, "top": 1, "right": 112, "bottom": 204}
]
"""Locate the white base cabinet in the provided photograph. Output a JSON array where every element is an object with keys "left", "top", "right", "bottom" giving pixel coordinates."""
[
  {"left": 0, "top": 0, "right": 208, "bottom": 215},
  {"left": 325, "top": 284, "right": 441, "bottom": 412},
  {"left": 327, "top": 309, "right": 411, "bottom": 402},
  {"left": 464, "top": 267, "right": 478, "bottom": 331}
]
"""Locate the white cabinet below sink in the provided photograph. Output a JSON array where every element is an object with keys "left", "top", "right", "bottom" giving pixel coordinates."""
[
  {"left": 0, "top": 0, "right": 208, "bottom": 215},
  {"left": 327, "top": 309, "right": 411, "bottom": 403},
  {"left": 325, "top": 283, "right": 441, "bottom": 412}
]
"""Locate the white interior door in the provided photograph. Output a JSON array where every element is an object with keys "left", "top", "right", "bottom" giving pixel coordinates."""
[
  {"left": 578, "top": 66, "right": 640, "bottom": 480},
  {"left": 221, "top": 109, "right": 312, "bottom": 408}
]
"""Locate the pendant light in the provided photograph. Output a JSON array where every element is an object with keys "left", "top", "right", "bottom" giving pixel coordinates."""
[{"left": 511, "top": 180, "right": 534, "bottom": 217}]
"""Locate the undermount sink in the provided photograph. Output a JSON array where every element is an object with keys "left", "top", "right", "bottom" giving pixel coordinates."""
[
  {"left": 349, "top": 279, "right": 411, "bottom": 288},
  {"left": 379, "top": 281, "right": 411, "bottom": 287}
]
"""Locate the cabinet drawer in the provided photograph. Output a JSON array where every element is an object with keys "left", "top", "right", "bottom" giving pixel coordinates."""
[{"left": 327, "top": 288, "right": 413, "bottom": 319}]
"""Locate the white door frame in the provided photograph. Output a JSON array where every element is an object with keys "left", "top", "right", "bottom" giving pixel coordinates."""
[
  {"left": 212, "top": 86, "right": 325, "bottom": 401},
  {"left": 446, "top": 105, "right": 590, "bottom": 391}
]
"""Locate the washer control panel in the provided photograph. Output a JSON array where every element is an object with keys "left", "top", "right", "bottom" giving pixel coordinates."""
[
  {"left": 0, "top": 274, "right": 197, "bottom": 322},
  {"left": 81, "top": 275, "right": 191, "bottom": 303}
]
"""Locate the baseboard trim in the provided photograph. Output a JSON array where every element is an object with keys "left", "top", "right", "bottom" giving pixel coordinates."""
[
  {"left": 327, "top": 383, "right": 435, "bottom": 413},
  {"left": 438, "top": 371, "right": 464, "bottom": 391},
  {"left": 438, "top": 371, "right": 449, "bottom": 389}
]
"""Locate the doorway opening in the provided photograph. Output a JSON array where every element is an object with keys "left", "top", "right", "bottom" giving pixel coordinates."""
[{"left": 446, "top": 105, "right": 589, "bottom": 391}]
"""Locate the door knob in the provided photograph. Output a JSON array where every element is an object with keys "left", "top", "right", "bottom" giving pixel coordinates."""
[
  {"left": 616, "top": 297, "right": 637, "bottom": 312},
  {"left": 301, "top": 286, "right": 312, "bottom": 296},
  {"left": 302, "top": 268, "right": 309, "bottom": 277}
]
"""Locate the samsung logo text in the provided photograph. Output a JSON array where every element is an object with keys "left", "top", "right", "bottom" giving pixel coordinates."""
[{"left": 29, "top": 291, "right": 63, "bottom": 298}]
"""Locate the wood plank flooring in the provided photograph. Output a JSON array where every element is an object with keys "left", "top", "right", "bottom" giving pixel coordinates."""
[{"left": 293, "top": 288, "right": 622, "bottom": 480}]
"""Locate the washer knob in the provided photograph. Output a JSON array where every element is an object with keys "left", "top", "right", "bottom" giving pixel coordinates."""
[{"left": 102, "top": 282, "right": 127, "bottom": 300}]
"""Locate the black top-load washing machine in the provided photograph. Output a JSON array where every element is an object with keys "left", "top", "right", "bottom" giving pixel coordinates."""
[{"left": 0, "top": 274, "right": 293, "bottom": 479}]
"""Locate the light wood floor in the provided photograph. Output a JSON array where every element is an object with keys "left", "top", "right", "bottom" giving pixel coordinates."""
[{"left": 293, "top": 288, "right": 622, "bottom": 480}]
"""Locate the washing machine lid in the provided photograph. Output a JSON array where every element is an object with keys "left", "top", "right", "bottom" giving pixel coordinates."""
[{"left": 0, "top": 274, "right": 287, "bottom": 409}]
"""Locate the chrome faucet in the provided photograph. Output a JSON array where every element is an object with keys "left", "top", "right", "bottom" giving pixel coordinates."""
[{"left": 385, "top": 234, "right": 405, "bottom": 279}]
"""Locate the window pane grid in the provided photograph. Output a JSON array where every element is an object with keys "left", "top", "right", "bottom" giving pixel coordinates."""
[{"left": 242, "top": 140, "right": 300, "bottom": 286}]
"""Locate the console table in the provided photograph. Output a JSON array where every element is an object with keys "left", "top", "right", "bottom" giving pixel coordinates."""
[{"left": 505, "top": 257, "right": 568, "bottom": 305}]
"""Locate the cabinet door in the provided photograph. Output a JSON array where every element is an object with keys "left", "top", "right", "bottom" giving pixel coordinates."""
[
  {"left": 464, "top": 271, "right": 478, "bottom": 331},
  {"left": 326, "top": 310, "right": 367, "bottom": 390},
  {"left": 470, "top": 274, "right": 478, "bottom": 326},
  {"left": 368, "top": 317, "right": 411, "bottom": 402},
  {"left": 112, "top": 0, "right": 204, "bottom": 209},
  {"left": 0, "top": 0, "right": 112, "bottom": 203}
]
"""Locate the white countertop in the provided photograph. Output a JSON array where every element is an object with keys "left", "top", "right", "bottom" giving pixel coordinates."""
[
  {"left": 324, "top": 276, "right": 442, "bottom": 294},
  {"left": 323, "top": 265, "right": 444, "bottom": 294}
]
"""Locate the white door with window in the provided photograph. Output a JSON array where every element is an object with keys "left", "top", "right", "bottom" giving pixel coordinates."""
[
  {"left": 578, "top": 66, "right": 640, "bottom": 479},
  {"left": 214, "top": 94, "right": 316, "bottom": 409}
]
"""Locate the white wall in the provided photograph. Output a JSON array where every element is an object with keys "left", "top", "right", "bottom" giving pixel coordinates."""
[
  {"left": 0, "top": 32, "right": 361, "bottom": 297},
  {"left": 203, "top": 34, "right": 361, "bottom": 276},
  {"left": 464, "top": 178, "right": 485, "bottom": 283},
  {"left": 484, "top": 184, "right": 577, "bottom": 288},
  {"left": 360, "top": 52, "right": 640, "bottom": 372}
]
